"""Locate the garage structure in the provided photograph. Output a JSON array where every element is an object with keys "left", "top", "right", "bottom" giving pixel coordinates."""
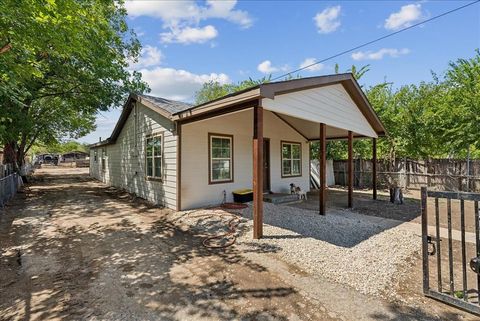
[{"left": 89, "top": 73, "right": 386, "bottom": 239}]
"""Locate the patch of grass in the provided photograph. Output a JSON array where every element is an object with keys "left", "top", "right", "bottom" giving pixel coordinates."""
[{"left": 454, "top": 290, "right": 464, "bottom": 299}]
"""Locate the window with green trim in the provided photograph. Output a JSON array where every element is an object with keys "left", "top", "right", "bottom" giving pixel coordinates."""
[
  {"left": 281, "top": 142, "right": 301, "bottom": 177},
  {"left": 209, "top": 134, "right": 233, "bottom": 183},
  {"left": 146, "top": 135, "right": 162, "bottom": 179}
]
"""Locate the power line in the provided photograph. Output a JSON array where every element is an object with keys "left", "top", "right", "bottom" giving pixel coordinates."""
[{"left": 271, "top": 0, "right": 480, "bottom": 81}]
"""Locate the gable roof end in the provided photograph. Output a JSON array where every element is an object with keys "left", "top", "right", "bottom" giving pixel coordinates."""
[
  {"left": 172, "top": 74, "right": 386, "bottom": 137},
  {"left": 88, "top": 93, "right": 192, "bottom": 148}
]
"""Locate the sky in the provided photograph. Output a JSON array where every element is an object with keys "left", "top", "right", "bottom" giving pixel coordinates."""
[{"left": 79, "top": 0, "right": 480, "bottom": 144}]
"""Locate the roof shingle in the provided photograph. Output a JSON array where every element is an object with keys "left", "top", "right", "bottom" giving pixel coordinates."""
[{"left": 137, "top": 94, "right": 193, "bottom": 114}]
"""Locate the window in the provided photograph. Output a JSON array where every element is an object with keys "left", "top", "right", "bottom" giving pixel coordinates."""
[
  {"left": 146, "top": 134, "right": 162, "bottom": 179},
  {"left": 209, "top": 134, "right": 233, "bottom": 183},
  {"left": 101, "top": 148, "right": 106, "bottom": 171},
  {"left": 94, "top": 150, "right": 98, "bottom": 162},
  {"left": 281, "top": 141, "right": 302, "bottom": 177}
]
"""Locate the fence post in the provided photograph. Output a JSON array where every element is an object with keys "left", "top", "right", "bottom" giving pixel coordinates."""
[{"left": 421, "top": 187, "right": 429, "bottom": 295}]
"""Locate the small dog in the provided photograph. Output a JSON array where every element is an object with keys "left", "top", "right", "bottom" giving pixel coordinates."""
[{"left": 290, "top": 183, "right": 307, "bottom": 200}]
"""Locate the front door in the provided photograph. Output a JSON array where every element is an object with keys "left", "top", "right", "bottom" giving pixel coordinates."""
[{"left": 263, "top": 138, "right": 270, "bottom": 192}]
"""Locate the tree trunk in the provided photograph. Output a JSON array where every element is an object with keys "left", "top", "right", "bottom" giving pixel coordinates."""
[{"left": 3, "top": 142, "right": 18, "bottom": 170}]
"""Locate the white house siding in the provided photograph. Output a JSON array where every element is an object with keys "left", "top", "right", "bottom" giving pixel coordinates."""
[
  {"left": 89, "top": 102, "right": 178, "bottom": 209},
  {"left": 261, "top": 83, "right": 378, "bottom": 138},
  {"left": 180, "top": 108, "right": 310, "bottom": 210}
]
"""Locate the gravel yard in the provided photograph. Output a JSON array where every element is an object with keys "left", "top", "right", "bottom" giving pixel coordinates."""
[
  {"left": 173, "top": 202, "right": 420, "bottom": 299},
  {"left": 233, "top": 203, "right": 420, "bottom": 299}
]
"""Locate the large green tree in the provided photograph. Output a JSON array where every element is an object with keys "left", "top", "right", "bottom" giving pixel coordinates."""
[
  {"left": 0, "top": 0, "right": 148, "bottom": 169},
  {"left": 438, "top": 50, "right": 480, "bottom": 156}
]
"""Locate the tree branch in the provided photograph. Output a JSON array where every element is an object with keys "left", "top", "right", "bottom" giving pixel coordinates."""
[{"left": 0, "top": 42, "right": 12, "bottom": 54}]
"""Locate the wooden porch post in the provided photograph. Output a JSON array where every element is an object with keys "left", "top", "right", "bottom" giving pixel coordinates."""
[
  {"left": 348, "top": 131, "right": 353, "bottom": 208},
  {"left": 253, "top": 104, "right": 264, "bottom": 239},
  {"left": 319, "top": 123, "right": 326, "bottom": 215},
  {"left": 372, "top": 138, "right": 377, "bottom": 200}
]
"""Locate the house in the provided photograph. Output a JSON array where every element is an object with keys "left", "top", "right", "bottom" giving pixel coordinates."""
[
  {"left": 61, "top": 151, "right": 89, "bottom": 163},
  {"left": 89, "top": 74, "right": 386, "bottom": 238}
]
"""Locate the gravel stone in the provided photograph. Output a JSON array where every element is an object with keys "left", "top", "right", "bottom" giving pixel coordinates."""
[
  {"left": 172, "top": 202, "right": 419, "bottom": 299},
  {"left": 233, "top": 202, "right": 420, "bottom": 298}
]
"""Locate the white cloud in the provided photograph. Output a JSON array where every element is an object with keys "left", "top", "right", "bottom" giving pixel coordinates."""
[
  {"left": 125, "top": 0, "right": 252, "bottom": 44},
  {"left": 130, "top": 45, "right": 163, "bottom": 69},
  {"left": 351, "top": 48, "right": 410, "bottom": 61},
  {"left": 257, "top": 60, "right": 277, "bottom": 74},
  {"left": 384, "top": 4, "right": 424, "bottom": 30},
  {"left": 314, "top": 6, "right": 341, "bottom": 34},
  {"left": 257, "top": 60, "right": 289, "bottom": 74},
  {"left": 139, "top": 67, "right": 230, "bottom": 101},
  {"left": 203, "top": 0, "right": 253, "bottom": 28},
  {"left": 299, "top": 58, "right": 324, "bottom": 72},
  {"left": 160, "top": 25, "right": 218, "bottom": 44}
]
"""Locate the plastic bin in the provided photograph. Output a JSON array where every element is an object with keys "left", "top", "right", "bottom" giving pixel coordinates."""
[{"left": 232, "top": 189, "right": 253, "bottom": 203}]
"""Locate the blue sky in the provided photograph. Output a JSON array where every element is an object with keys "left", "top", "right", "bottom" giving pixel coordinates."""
[{"left": 80, "top": 0, "right": 480, "bottom": 143}]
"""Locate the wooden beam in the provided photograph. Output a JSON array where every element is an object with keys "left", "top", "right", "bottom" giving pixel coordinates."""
[
  {"left": 372, "top": 138, "right": 377, "bottom": 200},
  {"left": 348, "top": 130, "right": 353, "bottom": 208},
  {"left": 319, "top": 123, "right": 326, "bottom": 215},
  {"left": 253, "top": 105, "right": 264, "bottom": 239},
  {"left": 271, "top": 112, "right": 309, "bottom": 141}
]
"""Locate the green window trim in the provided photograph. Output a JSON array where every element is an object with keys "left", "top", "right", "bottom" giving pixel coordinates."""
[
  {"left": 281, "top": 141, "right": 302, "bottom": 177},
  {"left": 209, "top": 133, "right": 233, "bottom": 184},
  {"left": 146, "top": 134, "right": 163, "bottom": 180}
]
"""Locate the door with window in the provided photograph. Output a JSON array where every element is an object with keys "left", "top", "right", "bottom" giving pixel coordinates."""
[{"left": 263, "top": 138, "right": 270, "bottom": 192}]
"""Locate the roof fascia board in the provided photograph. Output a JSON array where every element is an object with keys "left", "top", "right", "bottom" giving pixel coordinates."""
[
  {"left": 172, "top": 88, "right": 261, "bottom": 121},
  {"left": 340, "top": 79, "right": 387, "bottom": 136},
  {"left": 259, "top": 73, "right": 351, "bottom": 98},
  {"left": 132, "top": 94, "right": 173, "bottom": 120}
]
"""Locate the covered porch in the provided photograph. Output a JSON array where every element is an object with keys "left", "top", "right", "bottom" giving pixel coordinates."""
[{"left": 174, "top": 74, "right": 386, "bottom": 239}]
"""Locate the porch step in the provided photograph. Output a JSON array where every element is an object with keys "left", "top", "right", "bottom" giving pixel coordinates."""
[{"left": 263, "top": 193, "right": 300, "bottom": 204}]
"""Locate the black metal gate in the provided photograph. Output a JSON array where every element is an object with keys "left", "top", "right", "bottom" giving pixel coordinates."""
[{"left": 421, "top": 187, "right": 480, "bottom": 315}]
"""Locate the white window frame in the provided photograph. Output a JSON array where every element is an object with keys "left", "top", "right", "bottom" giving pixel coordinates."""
[
  {"left": 145, "top": 133, "right": 163, "bottom": 180},
  {"left": 209, "top": 133, "right": 233, "bottom": 184},
  {"left": 281, "top": 141, "right": 302, "bottom": 177}
]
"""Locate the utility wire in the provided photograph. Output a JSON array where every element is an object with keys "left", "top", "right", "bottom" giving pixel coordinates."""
[{"left": 271, "top": 0, "right": 480, "bottom": 81}]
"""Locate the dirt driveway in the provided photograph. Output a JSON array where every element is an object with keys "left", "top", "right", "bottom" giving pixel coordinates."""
[
  {"left": 0, "top": 167, "right": 478, "bottom": 321},
  {"left": 0, "top": 167, "right": 336, "bottom": 321}
]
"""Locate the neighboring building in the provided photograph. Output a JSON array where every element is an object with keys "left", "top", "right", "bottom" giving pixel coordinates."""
[
  {"left": 89, "top": 74, "right": 386, "bottom": 214},
  {"left": 61, "top": 151, "right": 89, "bottom": 163}
]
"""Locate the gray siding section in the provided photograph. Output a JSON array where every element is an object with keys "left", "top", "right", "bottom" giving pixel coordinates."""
[{"left": 89, "top": 102, "right": 177, "bottom": 209}]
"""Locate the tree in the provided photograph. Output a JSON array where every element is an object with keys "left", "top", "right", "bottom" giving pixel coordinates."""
[
  {"left": 438, "top": 50, "right": 480, "bottom": 156},
  {"left": 0, "top": 0, "right": 148, "bottom": 169},
  {"left": 195, "top": 76, "right": 271, "bottom": 105}
]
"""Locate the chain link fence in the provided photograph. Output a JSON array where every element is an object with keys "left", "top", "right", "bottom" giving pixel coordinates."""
[{"left": 0, "top": 173, "right": 22, "bottom": 208}]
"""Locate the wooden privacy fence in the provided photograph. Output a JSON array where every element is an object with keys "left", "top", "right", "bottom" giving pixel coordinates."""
[{"left": 333, "top": 159, "right": 480, "bottom": 192}]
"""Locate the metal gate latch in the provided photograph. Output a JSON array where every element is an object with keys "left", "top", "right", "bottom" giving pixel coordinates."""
[
  {"left": 426, "top": 235, "right": 437, "bottom": 256},
  {"left": 470, "top": 257, "right": 480, "bottom": 274}
]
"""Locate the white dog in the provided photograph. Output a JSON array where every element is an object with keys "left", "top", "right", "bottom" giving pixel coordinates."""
[{"left": 290, "top": 183, "right": 307, "bottom": 200}]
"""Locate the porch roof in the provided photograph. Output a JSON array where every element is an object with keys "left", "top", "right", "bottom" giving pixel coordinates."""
[{"left": 173, "top": 73, "right": 386, "bottom": 140}]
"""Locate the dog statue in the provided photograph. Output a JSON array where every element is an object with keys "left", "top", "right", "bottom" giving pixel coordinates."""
[{"left": 290, "top": 183, "right": 307, "bottom": 200}]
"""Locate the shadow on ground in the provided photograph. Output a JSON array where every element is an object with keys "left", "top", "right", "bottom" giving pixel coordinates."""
[{"left": 0, "top": 170, "right": 324, "bottom": 321}]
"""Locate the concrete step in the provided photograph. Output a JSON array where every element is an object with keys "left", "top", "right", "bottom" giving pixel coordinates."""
[{"left": 263, "top": 193, "right": 301, "bottom": 204}]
